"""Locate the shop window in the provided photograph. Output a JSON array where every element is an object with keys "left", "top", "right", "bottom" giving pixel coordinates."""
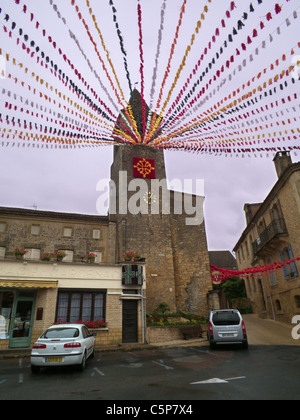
[
  {"left": 55, "top": 291, "right": 105, "bottom": 323},
  {"left": 0, "top": 291, "right": 15, "bottom": 339}
]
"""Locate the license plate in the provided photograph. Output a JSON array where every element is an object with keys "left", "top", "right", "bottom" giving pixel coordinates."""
[
  {"left": 222, "top": 333, "right": 234, "bottom": 337},
  {"left": 45, "top": 357, "right": 62, "bottom": 363}
]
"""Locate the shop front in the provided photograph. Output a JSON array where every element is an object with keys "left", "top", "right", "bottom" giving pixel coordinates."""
[{"left": 0, "top": 280, "right": 57, "bottom": 349}]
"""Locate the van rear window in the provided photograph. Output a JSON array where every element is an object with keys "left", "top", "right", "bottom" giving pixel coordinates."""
[{"left": 212, "top": 312, "right": 240, "bottom": 326}]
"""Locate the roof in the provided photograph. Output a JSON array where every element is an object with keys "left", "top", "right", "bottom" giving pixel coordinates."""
[
  {"left": 0, "top": 206, "right": 109, "bottom": 223},
  {"left": 233, "top": 160, "right": 300, "bottom": 251},
  {"left": 209, "top": 250, "right": 237, "bottom": 270}
]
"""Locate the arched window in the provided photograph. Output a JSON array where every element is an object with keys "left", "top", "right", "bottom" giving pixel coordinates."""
[{"left": 275, "top": 300, "right": 282, "bottom": 311}]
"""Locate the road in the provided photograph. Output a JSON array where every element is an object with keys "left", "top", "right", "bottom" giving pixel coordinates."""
[
  {"left": 239, "top": 314, "right": 299, "bottom": 346},
  {"left": 0, "top": 315, "right": 299, "bottom": 401}
]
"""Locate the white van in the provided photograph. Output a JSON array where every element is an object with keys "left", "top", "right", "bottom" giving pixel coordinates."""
[{"left": 207, "top": 309, "right": 248, "bottom": 350}]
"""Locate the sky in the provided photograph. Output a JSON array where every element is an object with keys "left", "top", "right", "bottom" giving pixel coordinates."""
[{"left": 0, "top": 0, "right": 299, "bottom": 253}]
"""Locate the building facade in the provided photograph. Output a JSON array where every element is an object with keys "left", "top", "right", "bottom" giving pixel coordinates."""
[
  {"left": 0, "top": 208, "right": 146, "bottom": 350},
  {"left": 233, "top": 152, "right": 300, "bottom": 323},
  {"left": 0, "top": 90, "right": 213, "bottom": 350}
]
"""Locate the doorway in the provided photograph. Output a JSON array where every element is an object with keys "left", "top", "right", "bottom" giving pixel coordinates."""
[
  {"left": 122, "top": 300, "right": 138, "bottom": 343},
  {"left": 9, "top": 291, "right": 36, "bottom": 348}
]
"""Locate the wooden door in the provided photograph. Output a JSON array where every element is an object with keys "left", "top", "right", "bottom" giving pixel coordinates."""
[{"left": 122, "top": 300, "right": 138, "bottom": 343}]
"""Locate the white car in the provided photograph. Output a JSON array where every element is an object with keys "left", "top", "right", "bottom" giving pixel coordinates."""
[{"left": 31, "top": 324, "right": 96, "bottom": 373}]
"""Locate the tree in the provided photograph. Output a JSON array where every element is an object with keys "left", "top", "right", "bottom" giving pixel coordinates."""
[{"left": 221, "top": 277, "right": 246, "bottom": 303}]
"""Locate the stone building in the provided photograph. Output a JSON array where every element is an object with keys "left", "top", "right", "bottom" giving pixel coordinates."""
[
  {"left": 233, "top": 152, "right": 300, "bottom": 323},
  {"left": 0, "top": 207, "right": 146, "bottom": 350},
  {"left": 0, "top": 90, "right": 213, "bottom": 350},
  {"left": 110, "top": 89, "right": 212, "bottom": 315}
]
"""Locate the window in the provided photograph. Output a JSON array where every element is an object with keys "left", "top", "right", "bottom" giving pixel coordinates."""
[
  {"left": 268, "top": 258, "right": 277, "bottom": 286},
  {"left": 275, "top": 300, "right": 282, "bottom": 311},
  {"left": 0, "top": 291, "right": 15, "bottom": 339},
  {"left": 280, "top": 245, "right": 298, "bottom": 279},
  {"left": 294, "top": 295, "right": 300, "bottom": 309},
  {"left": 90, "top": 251, "right": 102, "bottom": 263},
  {"left": 31, "top": 224, "right": 40, "bottom": 235},
  {"left": 24, "top": 248, "right": 41, "bottom": 260},
  {"left": 58, "top": 250, "right": 73, "bottom": 262},
  {"left": 0, "top": 247, "right": 5, "bottom": 258},
  {"left": 0, "top": 222, "right": 6, "bottom": 233},
  {"left": 63, "top": 227, "right": 72, "bottom": 237},
  {"left": 93, "top": 229, "right": 100, "bottom": 239},
  {"left": 55, "top": 291, "right": 105, "bottom": 323}
]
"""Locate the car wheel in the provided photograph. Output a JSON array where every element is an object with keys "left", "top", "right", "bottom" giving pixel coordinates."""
[
  {"left": 242, "top": 340, "right": 249, "bottom": 350},
  {"left": 90, "top": 346, "right": 95, "bottom": 359},
  {"left": 78, "top": 352, "right": 86, "bottom": 371},
  {"left": 31, "top": 365, "right": 40, "bottom": 374}
]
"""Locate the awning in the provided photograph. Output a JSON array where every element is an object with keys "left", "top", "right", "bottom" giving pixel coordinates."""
[{"left": 0, "top": 280, "right": 58, "bottom": 289}]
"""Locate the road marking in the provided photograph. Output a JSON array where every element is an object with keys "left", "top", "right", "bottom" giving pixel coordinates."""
[
  {"left": 152, "top": 360, "right": 174, "bottom": 370},
  {"left": 120, "top": 362, "right": 143, "bottom": 368},
  {"left": 0, "top": 380, "right": 7, "bottom": 385},
  {"left": 191, "top": 376, "right": 246, "bottom": 385},
  {"left": 93, "top": 367, "right": 105, "bottom": 376}
]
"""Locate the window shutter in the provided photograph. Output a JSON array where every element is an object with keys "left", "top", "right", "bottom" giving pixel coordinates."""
[
  {"left": 122, "top": 265, "right": 143, "bottom": 285},
  {"left": 287, "top": 245, "right": 298, "bottom": 278},
  {"left": 280, "top": 250, "right": 289, "bottom": 280}
]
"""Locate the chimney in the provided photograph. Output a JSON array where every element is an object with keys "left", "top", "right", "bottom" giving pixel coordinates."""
[{"left": 273, "top": 151, "right": 292, "bottom": 178}]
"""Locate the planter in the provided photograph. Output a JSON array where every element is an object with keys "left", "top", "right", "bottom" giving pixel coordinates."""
[
  {"left": 15, "top": 254, "right": 24, "bottom": 260},
  {"left": 56, "top": 256, "right": 64, "bottom": 262},
  {"left": 88, "top": 257, "right": 95, "bottom": 264}
]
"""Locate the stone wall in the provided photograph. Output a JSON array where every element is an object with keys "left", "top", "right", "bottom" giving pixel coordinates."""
[{"left": 0, "top": 208, "right": 109, "bottom": 263}]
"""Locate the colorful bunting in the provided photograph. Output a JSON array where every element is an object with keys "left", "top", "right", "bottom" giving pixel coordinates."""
[{"left": 0, "top": 0, "right": 298, "bottom": 155}]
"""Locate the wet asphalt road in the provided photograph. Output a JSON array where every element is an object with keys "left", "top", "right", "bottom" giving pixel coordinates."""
[{"left": 0, "top": 315, "right": 299, "bottom": 401}]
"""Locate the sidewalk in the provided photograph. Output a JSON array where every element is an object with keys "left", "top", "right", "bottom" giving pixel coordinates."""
[{"left": 0, "top": 337, "right": 209, "bottom": 360}]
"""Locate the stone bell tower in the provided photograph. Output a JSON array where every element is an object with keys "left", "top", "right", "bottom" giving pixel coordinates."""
[{"left": 109, "top": 90, "right": 212, "bottom": 315}]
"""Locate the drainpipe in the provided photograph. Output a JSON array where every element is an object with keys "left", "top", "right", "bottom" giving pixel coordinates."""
[
  {"left": 140, "top": 284, "right": 145, "bottom": 343},
  {"left": 265, "top": 277, "right": 276, "bottom": 320}
]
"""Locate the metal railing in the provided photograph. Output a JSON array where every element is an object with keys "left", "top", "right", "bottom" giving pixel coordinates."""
[{"left": 252, "top": 218, "right": 287, "bottom": 255}]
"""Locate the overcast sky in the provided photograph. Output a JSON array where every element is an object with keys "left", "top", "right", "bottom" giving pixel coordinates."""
[{"left": 0, "top": 0, "right": 299, "bottom": 253}]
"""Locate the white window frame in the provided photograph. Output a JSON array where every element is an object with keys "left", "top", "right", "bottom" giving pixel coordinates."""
[
  {"left": 93, "top": 229, "right": 101, "bottom": 239},
  {"left": 63, "top": 227, "right": 73, "bottom": 238},
  {"left": 31, "top": 224, "right": 40, "bottom": 235},
  {"left": 24, "top": 248, "right": 41, "bottom": 260}
]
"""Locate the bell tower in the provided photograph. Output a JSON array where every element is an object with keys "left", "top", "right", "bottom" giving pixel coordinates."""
[{"left": 109, "top": 90, "right": 212, "bottom": 315}]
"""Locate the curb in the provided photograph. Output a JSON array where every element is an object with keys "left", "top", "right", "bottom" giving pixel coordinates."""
[{"left": 0, "top": 338, "right": 209, "bottom": 360}]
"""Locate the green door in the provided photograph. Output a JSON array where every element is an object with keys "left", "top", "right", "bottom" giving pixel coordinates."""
[{"left": 9, "top": 291, "right": 36, "bottom": 348}]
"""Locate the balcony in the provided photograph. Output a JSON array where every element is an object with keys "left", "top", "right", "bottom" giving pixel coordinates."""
[{"left": 252, "top": 218, "right": 288, "bottom": 256}]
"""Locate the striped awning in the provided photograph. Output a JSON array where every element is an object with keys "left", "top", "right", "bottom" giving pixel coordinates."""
[{"left": 0, "top": 280, "right": 58, "bottom": 289}]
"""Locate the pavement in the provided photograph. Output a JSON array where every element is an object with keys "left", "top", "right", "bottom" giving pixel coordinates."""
[
  {"left": 0, "top": 336, "right": 208, "bottom": 360},
  {"left": 1, "top": 313, "right": 298, "bottom": 360}
]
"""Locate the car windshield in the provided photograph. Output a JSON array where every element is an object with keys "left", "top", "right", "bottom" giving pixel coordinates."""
[
  {"left": 212, "top": 312, "right": 240, "bottom": 326},
  {"left": 41, "top": 327, "right": 80, "bottom": 339}
]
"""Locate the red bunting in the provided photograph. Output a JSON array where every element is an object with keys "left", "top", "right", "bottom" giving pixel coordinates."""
[{"left": 211, "top": 258, "right": 300, "bottom": 282}]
